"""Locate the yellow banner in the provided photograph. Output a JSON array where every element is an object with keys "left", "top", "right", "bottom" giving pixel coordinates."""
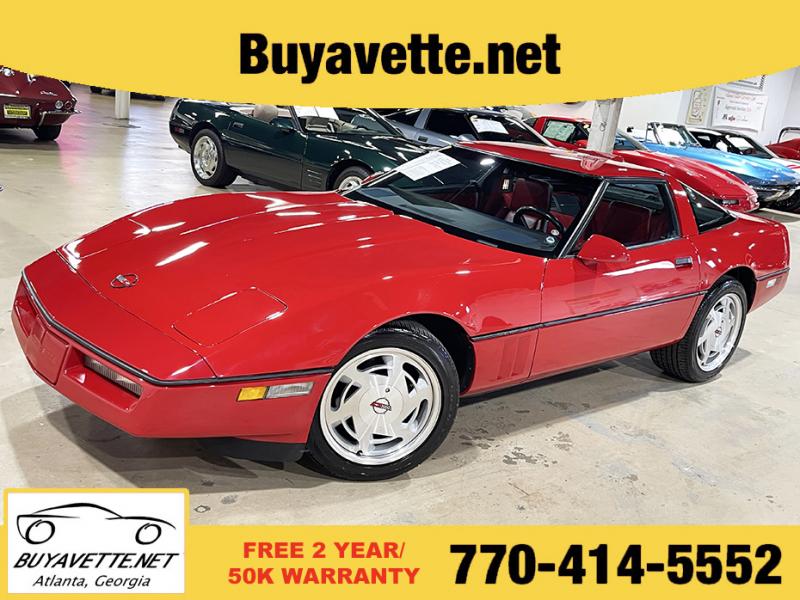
[
  {"left": 0, "top": 0, "right": 798, "bottom": 105},
  {"left": 3, "top": 522, "right": 799, "bottom": 598}
]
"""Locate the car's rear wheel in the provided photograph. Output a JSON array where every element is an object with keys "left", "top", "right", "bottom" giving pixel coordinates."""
[
  {"left": 650, "top": 277, "right": 747, "bottom": 382},
  {"left": 33, "top": 125, "right": 61, "bottom": 141},
  {"left": 332, "top": 166, "right": 370, "bottom": 191},
  {"left": 191, "top": 129, "right": 237, "bottom": 187},
  {"left": 307, "top": 320, "right": 459, "bottom": 480}
]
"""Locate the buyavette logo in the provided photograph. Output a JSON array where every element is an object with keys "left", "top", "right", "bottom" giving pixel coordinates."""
[{"left": 6, "top": 491, "right": 185, "bottom": 594}]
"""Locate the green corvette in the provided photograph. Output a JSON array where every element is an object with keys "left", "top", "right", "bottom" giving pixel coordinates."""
[{"left": 169, "top": 103, "right": 430, "bottom": 190}]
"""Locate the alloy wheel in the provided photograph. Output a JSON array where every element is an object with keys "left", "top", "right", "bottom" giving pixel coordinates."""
[
  {"left": 193, "top": 136, "right": 218, "bottom": 179},
  {"left": 697, "top": 292, "right": 743, "bottom": 372},
  {"left": 337, "top": 175, "right": 363, "bottom": 191},
  {"left": 319, "top": 348, "right": 442, "bottom": 465}
]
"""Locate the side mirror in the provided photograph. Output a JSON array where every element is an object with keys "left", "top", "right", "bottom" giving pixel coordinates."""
[
  {"left": 577, "top": 234, "right": 630, "bottom": 264},
  {"left": 574, "top": 139, "right": 588, "bottom": 149}
]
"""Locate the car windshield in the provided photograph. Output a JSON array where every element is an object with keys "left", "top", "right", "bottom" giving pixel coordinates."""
[
  {"left": 779, "top": 128, "right": 800, "bottom": 143},
  {"left": 613, "top": 130, "right": 647, "bottom": 151},
  {"left": 649, "top": 123, "right": 699, "bottom": 148},
  {"left": 467, "top": 114, "right": 549, "bottom": 145},
  {"left": 723, "top": 133, "right": 775, "bottom": 159},
  {"left": 294, "top": 107, "right": 396, "bottom": 135},
  {"left": 344, "top": 146, "right": 601, "bottom": 256}
]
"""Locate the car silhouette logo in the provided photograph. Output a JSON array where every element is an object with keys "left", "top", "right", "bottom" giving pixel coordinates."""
[
  {"left": 16, "top": 503, "right": 175, "bottom": 546},
  {"left": 110, "top": 273, "right": 139, "bottom": 288}
]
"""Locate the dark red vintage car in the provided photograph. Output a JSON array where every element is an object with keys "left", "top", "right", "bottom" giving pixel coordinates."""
[
  {"left": 531, "top": 115, "right": 760, "bottom": 212},
  {"left": 13, "top": 143, "right": 789, "bottom": 480},
  {"left": 768, "top": 127, "right": 800, "bottom": 160},
  {"left": 0, "top": 66, "right": 77, "bottom": 140}
]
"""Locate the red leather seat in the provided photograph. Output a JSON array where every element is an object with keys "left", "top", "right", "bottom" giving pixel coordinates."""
[{"left": 599, "top": 202, "right": 652, "bottom": 246}]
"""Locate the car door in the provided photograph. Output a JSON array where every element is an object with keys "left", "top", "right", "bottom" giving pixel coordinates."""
[
  {"left": 532, "top": 179, "right": 702, "bottom": 378},
  {"left": 223, "top": 106, "right": 306, "bottom": 187}
]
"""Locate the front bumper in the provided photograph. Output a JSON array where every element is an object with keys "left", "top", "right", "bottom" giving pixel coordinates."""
[
  {"left": 752, "top": 185, "right": 800, "bottom": 205},
  {"left": 12, "top": 275, "right": 329, "bottom": 446}
]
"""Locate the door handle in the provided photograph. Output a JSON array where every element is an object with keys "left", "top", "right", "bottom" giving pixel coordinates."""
[
  {"left": 418, "top": 135, "right": 428, "bottom": 142},
  {"left": 232, "top": 122, "right": 244, "bottom": 129},
  {"left": 674, "top": 256, "right": 694, "bottom": 267}
]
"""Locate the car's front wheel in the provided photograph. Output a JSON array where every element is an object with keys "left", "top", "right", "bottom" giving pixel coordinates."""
[
  {"left": 650, "top": 276, "right": 747, "bottom": 382},
  {"left": 773, "top": 191, "right": 800, "bottom": 213},
  {"left": 307, "top": 320, "right": 459, "bottom": 480},
  {"left": 190, "top": 130, "right": 237, "bottom": 188}
]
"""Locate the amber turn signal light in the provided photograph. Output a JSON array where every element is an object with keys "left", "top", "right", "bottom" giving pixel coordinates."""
[{"left": 237, "top": 383, "right": 313, "bottom": 401}]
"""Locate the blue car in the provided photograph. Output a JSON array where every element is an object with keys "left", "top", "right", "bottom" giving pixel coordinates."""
[{"left": 630, "top": 122, "right": 800, "bottom": 207}]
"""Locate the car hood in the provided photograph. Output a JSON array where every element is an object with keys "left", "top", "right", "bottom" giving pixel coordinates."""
[
  {"left": 641, "top": 142, "right": 800, "bottom": 186},
  {"left": 0, "top": 66, "right": 73, "bottom": 103},
  {"left": 774, "top": 158, "right": 800, "bottom": 171},
  {"left": 616, "top": 149, "right": 753, "bottom": 199},
  {"left": 59, "top": 191, "right": 507, "bottom": 358},
  {"left": 317, "top": 132, "right": 430, "bottom": 162}
]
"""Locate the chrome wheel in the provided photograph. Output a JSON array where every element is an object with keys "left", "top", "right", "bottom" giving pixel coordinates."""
[
  {"left": 319, "top": 348, "right": 442, "bottom": 466},
  {"left": 697, "top": 292, "right": 743, "bottom": 372},
  {"left": 337, "top": 175, "right": 363, "bottom": 191},
  {"left": 192, "top": 136, "right": 218, "bottom": 179}
]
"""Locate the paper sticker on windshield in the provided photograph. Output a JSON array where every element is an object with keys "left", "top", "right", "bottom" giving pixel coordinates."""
[
  {"left": 395, "top": 152, "right": 461, "bottom": 181},
  {"left": 471, "top": 117, "right": 508, "bottom": 134},
  {"left": 294, "top": 106, "right": 338, "bottom": 119}
]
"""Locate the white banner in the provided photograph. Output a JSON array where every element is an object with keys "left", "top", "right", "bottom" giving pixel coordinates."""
[{"left": 712, "top": 86, "right": 768, "bottom": 131}]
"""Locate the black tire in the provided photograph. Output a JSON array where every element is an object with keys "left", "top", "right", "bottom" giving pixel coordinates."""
[
  {"left": 332, "top": 165, "right": 370, "bottom": 191},
  {"left": 190, "top": 129, "right": 237, "bottom": 188},
  {"left": 650, "top": 277, "right": 747, "bottom": 383},
  {"left": 773, "top": 191, "right": 800, "bottom": 213},
  {"left": 306, "top": 320, "right": 459, "bottom": 481},
  {"left": 33, "top": 125, "right": 61, "bottom": 141},
  {"left": 89, "top": 86, "right": 104, "bottom": 94}
]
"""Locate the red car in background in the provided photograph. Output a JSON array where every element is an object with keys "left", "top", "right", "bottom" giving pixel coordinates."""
[
  {"left": 768, "top": 127, "right": 800, "bottom": 160},
  {"left": 531, "top": 116, "right": 759, "bottom": 212},
  {"left": 0, "top": 66, "right": 77, "bottom": 140},
  {"left": 13, "top": 143, "right": 789, "bottom": 480}
]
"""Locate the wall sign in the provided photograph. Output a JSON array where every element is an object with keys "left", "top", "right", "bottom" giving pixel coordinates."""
[
  {"left": 686, "top": 86, "right": 713, "bottom": 125},
  {"left": 711, "top": 86, "right": 768, "bottom": 131}
]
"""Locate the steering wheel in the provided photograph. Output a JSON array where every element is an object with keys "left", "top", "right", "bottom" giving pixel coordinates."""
[{"left": 512, "top": 206, "right": 566, "bottom": 237}]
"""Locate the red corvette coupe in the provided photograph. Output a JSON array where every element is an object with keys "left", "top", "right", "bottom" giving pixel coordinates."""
[
  {"left": 13, "top": 143, "right": 789, "bottom": 480},
  {"left": 531, "top": 116, "right": 760, "bottom": 212},
  {"left": 0, "top": 66, "right": 77, "bottom": 140}
]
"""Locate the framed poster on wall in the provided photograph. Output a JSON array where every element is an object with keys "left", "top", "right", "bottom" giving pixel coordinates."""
[
  {"left": 686, "top": 86, "right": 713, "bottom": 125},
  {"left": 711, "top": 86, "right": 768, "bottom": 131}
]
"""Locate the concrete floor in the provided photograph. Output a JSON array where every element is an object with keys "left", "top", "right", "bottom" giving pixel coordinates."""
[{"left": 1, "top": 86, "right": 799, "bottom": 525}]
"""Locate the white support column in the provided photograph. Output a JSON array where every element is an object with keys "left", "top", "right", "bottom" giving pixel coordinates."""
[
  {"left": 587, "top": 98, "right": 624, "bottom": 153},
  {"left": 114, "top": 90, "right": 131, "bottom": 120}
]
